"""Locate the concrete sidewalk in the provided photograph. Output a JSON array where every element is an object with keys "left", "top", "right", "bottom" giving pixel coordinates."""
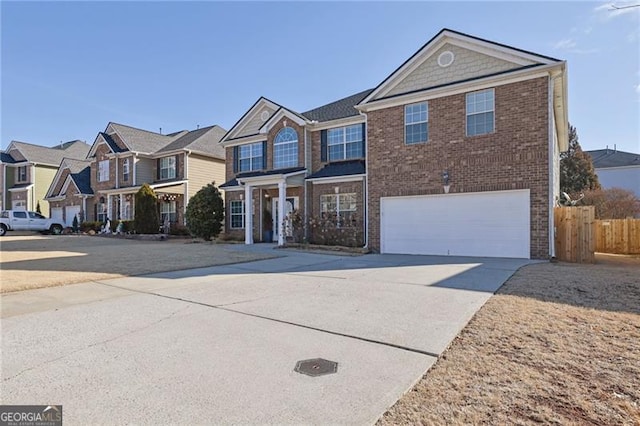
[{"left": 1, "top": 247, "right": 530, "bottom": 424}]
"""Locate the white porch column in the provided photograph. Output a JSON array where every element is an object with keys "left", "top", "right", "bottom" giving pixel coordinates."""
[
  {"left": 244, "top": 184, "right": 253, "bottom": 244},
  {"left": 107, "top": 195, "right": 112, "bottom": 221},
  {"left": 277, "top": 180, "right": 286, "bottom": 246},
  {"left": 119, "top": 194, "right": 124, "bottom": 220}
]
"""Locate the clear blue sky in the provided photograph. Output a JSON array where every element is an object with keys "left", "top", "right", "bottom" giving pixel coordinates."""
[{"left": 2, "top": 1, "right": 639, "bottom": 154}]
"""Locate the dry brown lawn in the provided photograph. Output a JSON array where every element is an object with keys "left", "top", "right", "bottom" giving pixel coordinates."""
[
  {"left": 0, "top": 234, "right": 276, "bottom": 293},
  {"left": 379, "top": 255, "right": 640, "bottom": 425}
]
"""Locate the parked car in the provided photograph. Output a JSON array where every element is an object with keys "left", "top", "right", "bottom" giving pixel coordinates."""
[{"left": 0, "top": 210, "right": 65, "bottom": 236}]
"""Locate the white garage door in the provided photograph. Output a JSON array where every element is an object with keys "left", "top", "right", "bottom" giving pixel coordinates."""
[
  {"left": 65, "top": 206, "right": 81, "bottom": 227},
  {"left": 51, "top": 207, "right": 63, "bottom": 222},
  {"left": 380, "top": 190, "right": 530, "bottom": 258}
]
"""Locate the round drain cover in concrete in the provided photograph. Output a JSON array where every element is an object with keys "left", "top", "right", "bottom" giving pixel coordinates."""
[{"left": 294, "top": 358, "right": 338, "bottom": 377}]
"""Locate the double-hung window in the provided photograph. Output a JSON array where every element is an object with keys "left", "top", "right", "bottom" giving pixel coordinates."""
[
  {"left": 98, "top": 160, "right": 109, "bottom": 182},
  {"left": 405, "top": 102, "right": 428, "bottom": 144},
  {"left": 273, "top": 127, "right": 298, "bottom": 169},
  {"left": 230, "top": 200, "right": 245, "bottom": 229},
  {"left": 122, "top": 158, "right": 130, "bottom": 182},
  {"left": 327, "top": 125, "right": 363, "bottom": 161},
  {"left": 238, "top": 143, "right": 263, "bottom": 172},
  {"left": 17, "top": 166, "right": 27, "bottom": 182},
  {"left": 466, "top": 89, "right": 495, "bottom": 136},
  {"left": 160, "top": 157, "right": 176, "bottom": 180},
  {"left": 320, "top": 193, "right": 357, "bottom": 226},
  {"left": 161, "top": 200, "right": 176, "bottom": 223}
]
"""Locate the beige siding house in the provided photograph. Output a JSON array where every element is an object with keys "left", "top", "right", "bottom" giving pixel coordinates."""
[
  {"left": 82, "top": 122, "right": 226, "bottom": 226},
  {"left": 1, "top": 140, "right": 90, "bottom": 216}
]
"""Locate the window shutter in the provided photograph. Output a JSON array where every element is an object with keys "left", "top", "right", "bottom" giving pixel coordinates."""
[
  {"left": 361, "top": 123, "right": 366, "bottom": 158},
  {"left": 262, "top": 141, "right": 267, "bottom": 170},
  {"left": 175, "top": 155, "right": 179, "bottom": 178},
  {"left": 321, "top": 130, "right": 327, "bottom": 162},
  {"left": 233, "top": 146, "right": 239, "bottom": 173},
  {"left": 156, "top": 159, "right": 161, "bottom": 180}
]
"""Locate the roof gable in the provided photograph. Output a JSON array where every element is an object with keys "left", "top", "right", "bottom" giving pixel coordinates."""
[
  {"left": 45, "top": 157, "right": 92, "bottom": 198},
  {"left": 6, "top": 140, "right": 89, "bottom": 166},
  {"left": 259, "top": 107, "right": 308, "bottom": 134},
  {"left": 223, "top": 98, "right": 280, "bottom": 142},
  {"left": 361, "top": 28, "right": 559, "bottom": 103}
]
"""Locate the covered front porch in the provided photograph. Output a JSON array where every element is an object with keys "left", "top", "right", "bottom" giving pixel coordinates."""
[{"left": 222, "top": 168, "right": 306, "bottom": 246}]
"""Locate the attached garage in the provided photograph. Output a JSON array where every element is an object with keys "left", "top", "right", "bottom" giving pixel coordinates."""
[
  {"left": 380, "top": 189, "right": 530, "bottom": 258},
  {"left": 50, "top": 207, "right": 63, "bottom": 222},
  {"left": 65, "top": 205, "right": 81, "bottom": 227}
]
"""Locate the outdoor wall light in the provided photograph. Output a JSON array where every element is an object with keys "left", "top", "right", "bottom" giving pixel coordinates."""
[
  {"left": 334, "top": 186, "right": 340, "bottom": 194},
  {"left": 442, "top": 170, "right": 451, "bottom": 194},
  {"left": 239, "top": 193, "right": 244, "bottom": 201}
]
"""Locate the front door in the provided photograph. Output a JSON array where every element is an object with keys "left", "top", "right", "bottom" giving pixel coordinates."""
[{"left": 272, "top": 197, "right": 298, "bottom": 242}]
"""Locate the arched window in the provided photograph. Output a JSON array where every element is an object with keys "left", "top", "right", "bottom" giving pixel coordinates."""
[{"left": 273, "top": 127, "right": 298, "bottom": 169}]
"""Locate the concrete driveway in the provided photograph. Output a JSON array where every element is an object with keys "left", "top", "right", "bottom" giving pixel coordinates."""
[{"left": 1, "top": 246, "right": 531, "bottom": 424}]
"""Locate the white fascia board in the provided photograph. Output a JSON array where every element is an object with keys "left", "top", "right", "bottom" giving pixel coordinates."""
[
  {"left": 151, "top": 180, "right": 188, "bottom": 189},
  {"left": 357, "top": 65, "right": 559, "bottom": 113},
  {"left": 220, "top": 134, "right": 267, "bottom": 148},
  {"left": 220, "top": 185, "right": 243, "bottom": 192},
  {"left": 307, "top": 174, "right": 365, "bottom": 184},
  {"left": 225, "top": 98, "right": 280, "bottom": 141},
  {"left": 8, "top": 184, "right": 34, "bottom": 192},
  {"left": 45, "top": 195, "right": 65, "bottom": 201},
  {"left": 308, "top": 115, "right": 366, "bottom": 131},
  {"left": 258, "top": 108, "right": 308, "bottom": 134},
  {"left": 237, "top": 170, "right": 306, "bottom": 186}
]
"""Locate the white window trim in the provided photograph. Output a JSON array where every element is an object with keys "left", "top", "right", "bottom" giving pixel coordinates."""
[
  {"left": 327, "top": 125, "right": 363, "bottom": 162},
  {"left": 161, "top": 200, "right": 177, "bottom": 223},
  {"left": 404, "top": 101, "right": 429, "bottom": 145},
  {"left": 466, "top": 88, "right": 495, "bottom": 137},
  {"left": 160, "top": 157, "right": 176, "bottom": 180},
  {"left": 17, "top": 166, "right": 27, "bottom": 182},
  {"left": 230, "top": 200, "right": 245, "bottom": 229},
  {"left": 98, "top": 160, "right": 109, "bottom": 182},
  {"left": 320, "top": 193, "right": 357, "bottom": 225},
  {"left": 273, "top": 128, "right": 298, "bottom": 169},
  {"left": 122, "top": 158, "right": 130, "bottom": 181},
  {"left": 239, "top": 143, "right": 263, "bottom": 173}
]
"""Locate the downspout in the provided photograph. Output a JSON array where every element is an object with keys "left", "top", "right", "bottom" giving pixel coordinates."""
[
  {"left": 303, "top": 126, "right": 310, "bottom": 242},
  {"left": 31, "top": 163, "right": 36, "bottom": 211},
  {"left": 184, "top": 150, "right": 190, "bottom": 225},
  {"left": 548, "top": 73, "right": 556, "bottom": 260},
  {"left": 360, "top": 112, "right": 369, "bottom": 249},
  {"left": 115, "top": 155, "right": 119, "bottom": 189}
]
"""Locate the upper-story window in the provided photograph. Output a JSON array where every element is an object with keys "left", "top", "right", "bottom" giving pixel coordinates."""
[
  {"left": 327, "top": 125, "right": 363, "bottom": 161},
  {"left": 238, "top": 142, "right": 264, "bottom": 173},
  {"left": 273, "top": 127, "right": 298, "bottom": 169},
  {"left": 98, "top": 160, "right": 109, "bottom": 182},
  {"left": 466, "top": 88, "right": 495, "bottom": 136},
  {"left": 122, "top": 158, "right": 130, "bottom": 182},
  {"left": 405, "top": 102, "right": 428, "bottom": 144},
  {"left": 17, "top": 166, "right": 27, "bottom": 182},
  {"left": 159, "top": 157, "right": 176, "bottom": 180}
]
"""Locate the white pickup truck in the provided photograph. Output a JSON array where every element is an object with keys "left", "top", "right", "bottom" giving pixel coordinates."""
[{"left": 0, "top": 210, "right": 65, "bottom": 236}]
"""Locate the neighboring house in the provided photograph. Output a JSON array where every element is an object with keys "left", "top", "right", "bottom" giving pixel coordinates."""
[
  {"left": 586, "top": 148, "right": 640, "bottom": 197},
  {"left": 0, "top": 140, "right": 90, "bottom": 216},
  {"left": 84, "top": 122, "right": 226, "bottom": 225},
  {"left": 219, "top": 28, "right": 569, "bottom": 260},
  {"left": 44, "top": 158, "right": 93, "bottom": 226}
]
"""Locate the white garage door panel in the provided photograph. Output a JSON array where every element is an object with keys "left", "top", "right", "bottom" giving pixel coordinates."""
[
  {"left": 51, "top": 207, "right": 63, "bottom": 222},
  {"left": 381, "top": 190, "right": 530, "bottom": 258},
  {"left": 65, "top": 206, "right": 81, "bottom": 227}
]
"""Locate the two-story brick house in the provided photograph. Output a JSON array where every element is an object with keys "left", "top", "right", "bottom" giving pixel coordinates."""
[
  {"left": 82, "top": 122, "right": 226, "bottom": 225},
  {"left": 0, "top": 140, "right": 90, "bottom": 216},
  {"left": 220, "top": 29, "right": 568, "bottom": 259},
  {"left": 44, "top": 158, "right": 93, "bottom": 226}
]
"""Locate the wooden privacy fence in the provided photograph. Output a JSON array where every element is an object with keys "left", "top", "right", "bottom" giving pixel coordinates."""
[
  {"left": 554, "top": 206, "right": 595, "bottom": 263},
  {"left": 595, "top": 218, "right": 640, "bottom": 255}
]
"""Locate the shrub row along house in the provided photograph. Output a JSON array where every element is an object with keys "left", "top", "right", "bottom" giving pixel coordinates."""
[
  {"left": 219, "top": 29, "right": 568, "bottom": 259},
  {"left": 44, "top": 122, "right": 226, "bottom": 227}
]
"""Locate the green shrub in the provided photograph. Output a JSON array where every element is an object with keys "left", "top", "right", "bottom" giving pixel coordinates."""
[
  {"left": 134, "top": 183, "right": 159, "bottom": 234},
  {"left": 80, "top": 221, "right": 103, "bottom": 233},
  {"left": 169, "top": 222, "right": 191, "bottom": 236},
  {"left": 186, "top": 183, "right": 224, "bottom": 241},
  {"left": 111, "top": 220, "right": 135, "bottom": 233}
]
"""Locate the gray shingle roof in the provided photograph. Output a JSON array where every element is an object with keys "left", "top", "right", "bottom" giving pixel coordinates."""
[
  {"left": 156, "top": 125, "right": 227, "bottom": 159},
  {"left": 9, "top": 140, "right": 90, "bottom": 166},
  {"left": 586, "top": 149, "right": 640, "bottom": 168},
  {"left": 306, "top": 160, "right": 366, "bottom": 180},
  {"left": 99, "top": 133, "right": 126, "bottom": 153},
  {"left": 108, "top": 123, "right": 176, "bottom": 153},
  {"left": 1, "top": 151, "right": 17, "bottom": 163},
  {"left": 302, "top": 89, "right": 374, "bottom": 122},
  {"left": 71, "top": 166, "right": 93, "bottom": 195}
]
